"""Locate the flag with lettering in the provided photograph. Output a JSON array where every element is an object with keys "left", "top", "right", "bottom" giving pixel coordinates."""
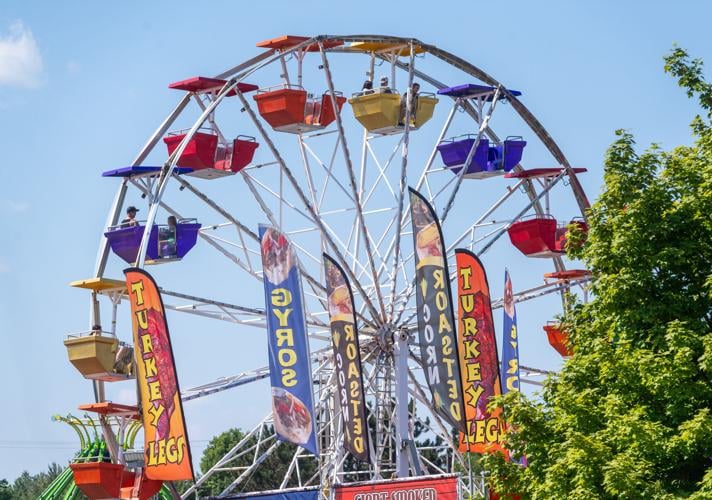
[
  {"left": 324, "top": 254, "right": 370, "bottom": 462},
  {"left": 454, "top": 250, "right": 506, "bottom": 454},
  {"left": 260, "top": 225, "right": 318, "bottom": 455},
  {"left": 124, "top": 268, "right": 194, "bottom": 480},
  {"left": 409, "top": 187, "right": 466, "bottom": 433},
  {"left": 501, "top": 270, "right": 520, "bottom": 396}
]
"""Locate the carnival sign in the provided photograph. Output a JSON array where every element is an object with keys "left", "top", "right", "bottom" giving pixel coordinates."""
[
  {"left": 454, "top": 250, "right": 506, "bottom": 454},
  {"left": 324, "top": 254, "right": 370, "bottom": 462},
  {"left": 408, "top": 188, "right": 466, "bottom": 433},
  {"left": 335, "top": 475, "right": 459, "bottom": 500},
  {"left": 124, "top": 268, "right": 194, "bottom": 480},
  {"left": 501, "top": 269, "right": 520, "bottom": 396}
]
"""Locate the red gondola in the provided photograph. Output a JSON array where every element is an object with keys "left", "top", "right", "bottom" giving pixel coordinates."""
[
  {"left": 163, "top": 130, "right": 259, "bottom": 179},
  {"left": 507, "top": 215, "right": 588, "bottom": 257}
]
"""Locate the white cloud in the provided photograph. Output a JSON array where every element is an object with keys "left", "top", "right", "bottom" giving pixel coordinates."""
[{"left": 0, "top": 21, "right": 43, "bottom": 88}]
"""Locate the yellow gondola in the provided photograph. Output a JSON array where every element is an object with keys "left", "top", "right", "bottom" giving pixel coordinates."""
[
  {"left": 348, "top": 91, "right": 438, "bottom": 135},
  {"left": 64, "top": 332, "right": 134, "bottom": 382}
]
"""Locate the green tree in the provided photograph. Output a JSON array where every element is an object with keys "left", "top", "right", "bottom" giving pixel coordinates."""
[
  {"left": 0, "top": 479, "right": 12, "bottom": 500},
  {"left": 198, "top": 426, "right": 318, "bottom": 497},
  {"left": 482, "top": 47, "right": 712, "bottom": 499},
  {"left": 11, "top": 463, "right": 64, "bottom": 500}
]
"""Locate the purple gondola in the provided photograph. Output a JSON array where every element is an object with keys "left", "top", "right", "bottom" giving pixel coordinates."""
[
  {"left": 487, "top": 136, "right": 527, "bottom": 172},
  {"left": 437, "top": 135, "right": 490, "bottom": 175},
  {"left": 438, "top": 135, "right": 527, "bottom": 179},
  {"left": 104, "top": 220, "right": 201, "bottom": 264}
]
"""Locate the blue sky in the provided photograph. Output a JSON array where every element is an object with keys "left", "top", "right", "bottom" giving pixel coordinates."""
[{"left": 1, "top": 0, "right": 710, "bottom": 483}]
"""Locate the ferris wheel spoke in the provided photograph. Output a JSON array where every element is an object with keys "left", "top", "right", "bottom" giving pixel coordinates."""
[
  {"left": 235, "top": 87, "right": 384, "bottom": 326},
  {"left": 300, "top": 137, "right": 356, "bottom": 207},
  {"left": 235, "top": 168, "right": 340, "bottom": 314},
  {"left": 181, "top": 366, "right": 271, "bottom": 402},
  {"left": 360, "top": 136, "right": 404, "bottom": 206},
  {"left": 243, "top": 171, "right": 316, "bottom": 223},
  {"left": 168, "top": 174, "right": 269, "bottom": 276},
  {"left": 319, "top": 44, "right": 388, "bottom": 322},
  {"left": 413, "top": 103, "right": 458, "bottom": 196},
  {"left": 317, "top": 141, "right": 346, "bottom": 213},
  {"left": 199, "top": 232, "right": 261, "bottom": 274}
]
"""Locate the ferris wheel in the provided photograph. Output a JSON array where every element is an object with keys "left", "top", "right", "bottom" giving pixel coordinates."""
[{"left": 65, "top": 34, "right": 592, "bottom": 498}]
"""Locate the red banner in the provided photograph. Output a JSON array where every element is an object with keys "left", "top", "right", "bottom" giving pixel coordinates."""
[
  {"left": 335, "top": 475, "right": 459, "bottom": 500},
  {"left": 125, "top": 268, "right": 194, "bottom": 481},
  {"left": 455, "top": 250, "right": 507, "bottom": 455}
]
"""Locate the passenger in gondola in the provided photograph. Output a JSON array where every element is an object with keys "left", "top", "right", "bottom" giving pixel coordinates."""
[
  {"left": 399, "top": 82, "right": 420, "bottom": 126},
  {"left": 361, "top": 79, "right": 374, "bottom": 95},
  {"left": 159, "top": 215, "right": 178, "bottom": 258},
  {"left": 377, "top": 76, "right": 393, "bottom": 94},
  {"left": 120, "top": 206, "right": 139, "bottom": 228}
]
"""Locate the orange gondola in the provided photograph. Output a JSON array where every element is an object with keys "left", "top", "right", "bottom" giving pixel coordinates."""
[
  {"left": 253, "top": 85, "right": 346, "bottom": 133},
  {"left": 543, "top": 322, "right": 573, "bottom": 357}
]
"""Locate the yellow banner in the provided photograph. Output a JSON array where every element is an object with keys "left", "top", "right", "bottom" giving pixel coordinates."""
[{"left": 125, "top": 268, "right": 194, "bottom": 481}]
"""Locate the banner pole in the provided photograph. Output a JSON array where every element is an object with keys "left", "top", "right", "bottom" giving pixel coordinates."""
[{"left": 394, "top": 327, "right": 410, "bottom": 478}]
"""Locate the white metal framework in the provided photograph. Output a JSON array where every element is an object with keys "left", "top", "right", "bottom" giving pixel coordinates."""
[{"left": 83, "top": 35, "right": 590, "bottom": 498}]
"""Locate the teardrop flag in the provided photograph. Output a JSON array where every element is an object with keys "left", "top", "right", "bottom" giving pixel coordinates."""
[
  {"left": 408, "top": 187, "right": 466, "bottom": 433},
  {"left": 454, "top": 250, "right": 506, "bottom": 454},
  {"left": 324, "top": 254, "right": 370, "bottom": 462},
  {"left": 501, "top": 269, "right": 520, "bottom": 396},
  {"left": 124, "top": 267, "right": 194, "bottom": 481},
  {"left": 260, "top": 225, "right": 319, "bottom": 455}
]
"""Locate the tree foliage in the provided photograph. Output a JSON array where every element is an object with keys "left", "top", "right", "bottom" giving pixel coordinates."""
[
  {"left": 4, "top": 463, "right": 64, "bottom": 500},
  {"left": 482, "top": 47, "right": 712, "bottom": 499},
  {"left": 0, "top": 480, "right": 12, "bottom": 500}
]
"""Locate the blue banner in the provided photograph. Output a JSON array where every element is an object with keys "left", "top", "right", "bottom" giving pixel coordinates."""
[
  {"left": 259, "top": 225, "right": 318, "bottom": 455},
  {"left": 501, "top": 269, "right": 520, "bottom": 395}
]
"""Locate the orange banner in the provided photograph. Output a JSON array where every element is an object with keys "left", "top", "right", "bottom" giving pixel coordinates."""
[
  {"left": 125, "top": 268, "right": 194, "bottom": 481},
  {"left": 455, "top": 250, "right": 507, "bottom": 455}
]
